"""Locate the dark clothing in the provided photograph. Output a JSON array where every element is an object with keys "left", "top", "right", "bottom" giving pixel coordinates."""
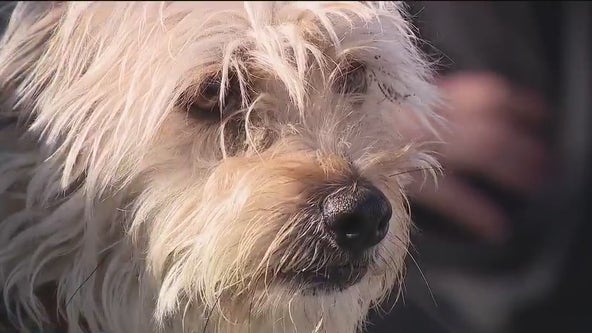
[{"left": 366, "top": 300, "right": 452, "bottom": 333}]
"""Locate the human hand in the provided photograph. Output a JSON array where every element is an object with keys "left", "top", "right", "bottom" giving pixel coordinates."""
[{"left": 410, "top": 72, "right": 550, "bottom": 242}]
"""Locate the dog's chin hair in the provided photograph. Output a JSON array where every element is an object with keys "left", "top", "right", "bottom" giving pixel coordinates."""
[
  {"left": 155, "top": 232, "right": 408, "bottom": 333},
  {"left": 0, "top": 2, "right": 440, "bottom": 333},
  {"left": 171, "top": 271, "right": 404, "bottom": 333}
]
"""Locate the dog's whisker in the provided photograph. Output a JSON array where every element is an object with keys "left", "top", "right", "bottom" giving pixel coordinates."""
[
  {"left": 392, "top": 235, "right": 438, "bottom": 307},
  {"left": 388, "top": 166, "right": 440, "bottom": 178},
  {"left": 201, "top": 291, "right": 222, "bottom": 333},
  {"left": 65, "top": 257, "right": 106, "bottom": 307}
]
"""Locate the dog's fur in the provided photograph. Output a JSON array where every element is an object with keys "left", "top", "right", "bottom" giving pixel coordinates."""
[{"left": 0, "top": 2, "right": 440, "bottom": 332}]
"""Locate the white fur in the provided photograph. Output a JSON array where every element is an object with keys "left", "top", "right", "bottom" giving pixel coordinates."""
[{"left": 0, "top": 2, "right": 440, "bottom": 333}]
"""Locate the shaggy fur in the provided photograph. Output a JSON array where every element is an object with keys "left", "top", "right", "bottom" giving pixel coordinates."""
[{"left": 0, "top": 2, "right": 440, "bottom": 333}]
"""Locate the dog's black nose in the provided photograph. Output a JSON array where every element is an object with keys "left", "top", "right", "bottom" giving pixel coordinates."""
[{"left": 322, "top": 184, "right": 392, "bottom": 253}]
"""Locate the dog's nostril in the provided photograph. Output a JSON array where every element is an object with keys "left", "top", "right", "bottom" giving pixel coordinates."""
[{"left": 322, "top": 184, "right": 392, "bottom": 253}]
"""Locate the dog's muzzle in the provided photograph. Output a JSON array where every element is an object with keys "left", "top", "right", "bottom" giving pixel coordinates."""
[{"left": 279, "top": 183, "right": 392, "bottom": 292}]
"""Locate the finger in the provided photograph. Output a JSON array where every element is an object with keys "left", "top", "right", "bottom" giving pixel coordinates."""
[
  {"left": 439, "top": 72, "right": 549, "bottom": 132},
  {"left": 438, "top": 72, "right": 512, "bottom": 119},
  {"left": 444, "top": 120, "right": 548, "bottom": 194},
  {"left": 410, "top": 175, "right": 509, "bottom": 242},
  {"left": 504, "top": 87, "right": 550, "bottom": 133}
]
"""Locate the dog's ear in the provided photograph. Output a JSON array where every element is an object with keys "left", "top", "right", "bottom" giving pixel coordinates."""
[{"left": 0, "top": 2, "right": 65, "bottom": 110}]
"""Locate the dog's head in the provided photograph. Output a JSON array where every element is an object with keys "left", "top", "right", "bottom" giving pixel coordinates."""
[{"left": 1, "top": 2, "right": 439, "bottom": 332}]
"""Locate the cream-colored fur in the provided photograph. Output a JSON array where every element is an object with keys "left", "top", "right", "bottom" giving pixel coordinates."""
[{"left": 0, "top": 2, "right": 440, "bottom": 332}]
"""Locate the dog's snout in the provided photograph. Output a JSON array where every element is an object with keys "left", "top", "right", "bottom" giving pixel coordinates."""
[{"left": 322, "top": 184, "right": 391, "bottom": 253}]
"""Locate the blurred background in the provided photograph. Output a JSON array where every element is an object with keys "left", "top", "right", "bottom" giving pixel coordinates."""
[
  {"left": 369, "top": 1, "right": 592, "bottom": 333},
  {"left": 0, "top": 1, "right": 590, "bottom": 333}
]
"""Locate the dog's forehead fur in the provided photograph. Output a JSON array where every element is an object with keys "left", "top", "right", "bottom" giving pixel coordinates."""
[
  {"left": 0, "top": 2, "right": 441, "bottom": 333},
  {"left": 171, "top": 1, "right": 435, "bottom": 110},
  {"left": 1, "top": 1, "right": 437, "bottom": 196}
]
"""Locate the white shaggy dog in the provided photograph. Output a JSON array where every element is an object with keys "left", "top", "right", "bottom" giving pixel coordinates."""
[{"left": 0, "top": 2, "right": 440, "bottom": 333}]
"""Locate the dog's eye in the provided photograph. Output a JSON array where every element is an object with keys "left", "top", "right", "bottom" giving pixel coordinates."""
[
  {"left": 186, "top": 79, "right": 223, "bottom": 120},
  {"left": 335, "top": 61, "right": 368, "bottom": 95}
]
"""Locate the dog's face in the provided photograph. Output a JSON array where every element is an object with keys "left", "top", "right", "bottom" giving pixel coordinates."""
[{"left": 1, "top": 2, "right": 439, "bottom": 332}]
